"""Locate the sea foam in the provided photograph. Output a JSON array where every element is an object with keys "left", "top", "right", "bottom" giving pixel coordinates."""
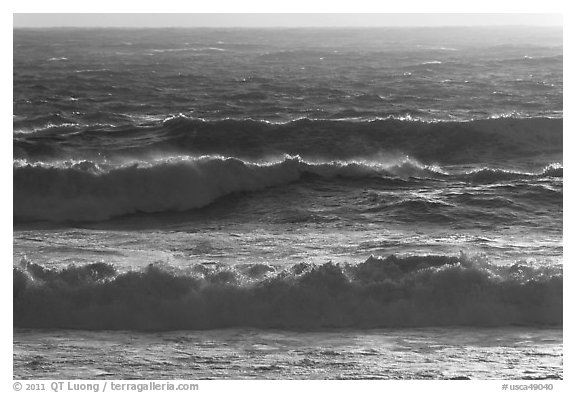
[
  {"left": 13, "top": 156, "right": 561, "bottom": 222},
  {"left": 13, "top": 254, "right": 562, "bottom": 330}
]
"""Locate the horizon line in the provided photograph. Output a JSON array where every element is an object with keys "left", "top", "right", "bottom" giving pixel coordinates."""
[{"left": 12, "top": 24, "right": 563, "bottom": 29}]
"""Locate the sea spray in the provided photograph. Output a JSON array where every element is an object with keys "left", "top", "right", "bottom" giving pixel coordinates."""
[
  {"left": 14, "top": 117, "right": 562, "bottom": 163},
  {"left": 13, "top": 156, "right": 561, "bottom": 222},
  {"left": 13, "top": 254, "right": 562, "bottom": 330}
]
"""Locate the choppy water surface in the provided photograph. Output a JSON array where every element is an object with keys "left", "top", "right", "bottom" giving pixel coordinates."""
[
  {"left": 13, "top": 26, "right": 562, "bottom": 379},
  {"left": 14, "top": 328, "right": 562, "bottom": 380}
]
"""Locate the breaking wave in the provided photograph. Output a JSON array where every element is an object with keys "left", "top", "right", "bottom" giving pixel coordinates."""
[
  {"left": 461, "top": 163, "right": 563, "bottom": 183},
  {"left": 13, "top": 116, "right": 562, "bottom": 163},
  {"left": 13, "top": 254, "right": 562, "bottom": 330},
  {"left": 13, "top": 156, "right": 560, "bottom": 222}
]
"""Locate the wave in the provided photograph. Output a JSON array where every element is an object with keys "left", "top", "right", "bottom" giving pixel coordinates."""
[
  {"left": 12, "top": 155, "right": 437, "bottom": 222},
  {"left": 13, "top": 254, "right": 562, "bottom": 330},
  {"left": 461, "top": 163, "right": 563, "bottom": 183},
  {"left": 13, "top": 113, "right": 78, "bottom": 133},
  {"left": 14, "top": 116, "right": 562, "bottom": 163},
  {"left": 13, "top": 156, "right": 299, "bottom": 222},
  {"left": 13, "top": 156, "right": 562, "bottom": 222}
]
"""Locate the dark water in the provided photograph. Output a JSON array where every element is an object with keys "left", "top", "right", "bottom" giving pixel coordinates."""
[{"left": 13, "top": 27, "right": 562, "bottom": 379}]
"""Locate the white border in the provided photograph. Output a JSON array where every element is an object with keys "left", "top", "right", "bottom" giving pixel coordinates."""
[{"left": 4, "top": 1, "right": 571, "bottom": 389}]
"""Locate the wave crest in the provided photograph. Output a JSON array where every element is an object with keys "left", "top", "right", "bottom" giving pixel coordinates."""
[
  {"left": 13, "top": 156, "right": 562, "bottom": 222},
  {"left": 14, "top": 117, "right": 562, "bottom": 163},
  {"left": 462, "top": 163, "right": 563, "bottom": 183},
  {"left": 13, "top": 156, "right": 443, "bottom": 222},
  {"left": 13, "top": 254, "right": 562, "bottom": 330}
]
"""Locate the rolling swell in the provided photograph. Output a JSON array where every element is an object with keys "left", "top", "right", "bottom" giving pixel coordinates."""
[
  {"left": 12, "top": 155, "right": 437, "bottom": 222},
  {"left": 461, "top": 163, "right": 563, "bottom": 183},
  {"left": 13, "top": 254, "right": 562, "bottom": 330},
  {"left": 13, "top": 156, "right": 562, "bottom": 222},
  {"left": 14, "top": 116, "right": 562, "bottom": 164},
  {"left": 14, "top": 156, "right": 302, "bottom": 222}
]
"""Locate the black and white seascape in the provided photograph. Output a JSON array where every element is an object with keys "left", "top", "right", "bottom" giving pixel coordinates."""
[{"left": 13, "top": 20, "right": 562, "bottom": 379}]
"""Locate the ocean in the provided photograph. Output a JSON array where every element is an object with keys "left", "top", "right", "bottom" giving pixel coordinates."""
[{"left": 13, "top": 26, "right": 563, "bottom": 380}]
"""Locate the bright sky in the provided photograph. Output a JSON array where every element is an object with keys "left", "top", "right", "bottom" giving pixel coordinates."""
[{"left": 13, "top": 13, "right": 562, "bottom": 28}]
